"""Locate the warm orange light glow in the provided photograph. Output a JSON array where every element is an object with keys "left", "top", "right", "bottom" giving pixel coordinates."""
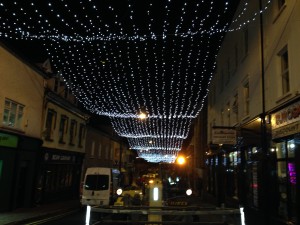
[
  {"left": 177, "top": 156, "right": 186, "bottom": 165},
  {"left": 138, "top": 112, "right": 147, "bottom": 119}
]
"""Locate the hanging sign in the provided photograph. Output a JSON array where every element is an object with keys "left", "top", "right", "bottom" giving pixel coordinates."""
[{"left": 212, "top": 128, "right": 236, "bottom": 145}]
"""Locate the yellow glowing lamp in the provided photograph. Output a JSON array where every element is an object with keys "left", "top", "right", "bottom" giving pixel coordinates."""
[{"left": 177, "top": 156, "right": 186, "bottom": 165}]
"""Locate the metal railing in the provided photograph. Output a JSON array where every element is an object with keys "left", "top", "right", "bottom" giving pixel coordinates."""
[{"left": 85, "top": 205, "right": 243, "bottom": 225}]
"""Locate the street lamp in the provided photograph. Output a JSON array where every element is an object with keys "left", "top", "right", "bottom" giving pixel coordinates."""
[{"left": 176, "top": 156, "right": 186, "bottom": 165}]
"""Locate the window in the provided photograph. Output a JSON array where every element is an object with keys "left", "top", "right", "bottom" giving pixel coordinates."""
[
  {"left": 54, "top": 76, "right": 65, "bottom": 93},
  {"left": 279, "top": 47, "right": 290, "bottom": 95},
  {"left": 275, "top": 140, "right": 297, "bottom": 222},
  {"left": 232, "top": 92, "right": 239, "bottom": 122},
  {"left": 59, "top": 115, "right": 68, "bottom": 143},
  {"left": 69, "top": 119, "right": 77, "bottom": 145},
  {"left": 105, "top": 145, "right": 109, "bottom": 159},
  {"left": 78, "top": 124, "right": 85, "bottom": 147},
  {"left": 84, "top": 175, "right": 109, "bottom": 190},
  {"left": 243, "top": 81, "right": 250, "bottom": 116},
  {"left": 91, "top": 141, "right": 95, "bottom": 157},
  {"left": 278, "top": 0, "right": 285, "bottom": 10},
  {"left": 44, "top": 109, "right": 57, "bottom": 140},
  {"left": 2, "top": 99, "right": 24, "bottom": 129},
  {"left": 98, "top": 144, "right": 102, "bottom": 159}
]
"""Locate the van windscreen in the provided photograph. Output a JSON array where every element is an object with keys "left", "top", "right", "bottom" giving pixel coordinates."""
[{"left": 85, "top": 175, "right": 109, "bottom": 190}]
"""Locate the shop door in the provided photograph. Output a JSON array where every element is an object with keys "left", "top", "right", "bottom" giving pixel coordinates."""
[{"left": 16, "top": 161, "right": 29, "bottom": 208}]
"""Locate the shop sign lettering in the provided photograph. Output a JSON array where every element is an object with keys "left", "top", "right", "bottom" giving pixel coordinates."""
[
  {"left": 272, "top": 121, "right": 300, "bottom": 139},
  {"left": 0, "top": 133, "right": 18, "bottom": 148},
  {"left": 272, "top": 102, "right": 300, "bottom": 129},
  {"left": 51, "top": 154, "right": 71, "bottom": 161}
]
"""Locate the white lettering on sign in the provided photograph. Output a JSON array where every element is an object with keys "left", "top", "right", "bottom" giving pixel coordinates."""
[{"left": 51, "top": 154, "right": 72, "bottom": 161}]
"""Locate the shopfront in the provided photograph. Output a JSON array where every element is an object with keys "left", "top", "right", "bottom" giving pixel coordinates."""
[
  {"left": 270, "top": 101, "right": 300, "bottom": 224},
  {"left": 36, "top": 148, "right": 84, "bottom": 203},
  {"left": 0, "top": 131, "right": 42, "bottom": 211}
]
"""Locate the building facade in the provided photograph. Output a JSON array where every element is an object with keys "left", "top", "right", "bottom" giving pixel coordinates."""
[
  {"left": 207, "top": 0, "right": 300, "bottom": 224},
  {"left": 84, "top": 122, "right": 135, "bottom": 188},
  {"left": 0, "top": 43, "right": 45, "bottom": 211}
]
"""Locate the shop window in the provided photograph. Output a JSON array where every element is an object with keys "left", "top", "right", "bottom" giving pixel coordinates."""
[
  {"left": 69, "top": 119, "right": 77, "bottom": 145},
  {"left": 275, "top": 140, "right": 297, "bottom": 222},
  {"left": 59, "top": 115, "right": 68, "bottom": 144},
  {"left": 44, "top": 109, "right": 57, "bottom": 141},
  {"left": 2, "top": 99, "right": 24, "bottom": 129}
]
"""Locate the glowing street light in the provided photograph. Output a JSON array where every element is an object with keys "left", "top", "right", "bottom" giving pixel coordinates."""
[{"left": 176, "top": 156, "right": 186, "bottom": 165}]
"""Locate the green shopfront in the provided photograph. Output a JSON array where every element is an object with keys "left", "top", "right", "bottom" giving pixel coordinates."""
[{"left": 0, "top": 131, "right": 42, "bottom": 211}]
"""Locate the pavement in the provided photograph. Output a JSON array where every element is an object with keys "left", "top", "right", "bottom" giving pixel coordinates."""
[{"left": 0, "top": 199, "right": 82, "bottom": 225}]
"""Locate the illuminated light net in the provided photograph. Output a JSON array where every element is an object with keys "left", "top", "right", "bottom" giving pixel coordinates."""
[{"left": 0, "top": 0, "right": 271, "bottom": 163}]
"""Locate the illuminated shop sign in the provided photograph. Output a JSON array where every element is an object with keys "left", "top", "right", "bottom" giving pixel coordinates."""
[
  {"left": 44, "top": 152, "right": 75, "bottom": 163},
  {"left": 0, "top": 133, "right": 18, "bottom": 148},
  {"left": 272, "top": 102, "right": 300, "bottom": 128},
  {"left": 271, "top": 101, "right": 300, "bottom": 139}
]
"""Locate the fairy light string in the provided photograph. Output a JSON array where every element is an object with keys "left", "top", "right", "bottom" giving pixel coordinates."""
[{"left": 0, "top": 0, "right": 272, "bottom": 163}]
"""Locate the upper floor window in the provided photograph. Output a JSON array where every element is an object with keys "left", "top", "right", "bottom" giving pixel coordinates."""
[
  {"left": 98, "top": 144, "right": 102, "bottom": 159},
  {"left": 278, "top": 0, "right": 286, "bottom": 10},
  {"left": 3, "top": 99, "right": 24, "bottom": 129},
  {"left": 279, "top": 46, "right": 290, "bottom": 95},
  {"left": 90, "top": 141, "right": 95, "bottom": 158},
  {"left": 78, "top": 123, "right": 86, "bottom": 147},
  {"left": 59, "top": 115, "right": 68, "bottom": 144},
  {"left": 45, "top": 109, "right": 57, "bottom": 140},
  {"left": 243, "top": 81, "right": 250, "bottom": 116},
  {"left": 69, "top": 119, "right": 77, "bottom": 145},
  {"left": 232, "top": 92, "right": 239, "bottom": 122}
]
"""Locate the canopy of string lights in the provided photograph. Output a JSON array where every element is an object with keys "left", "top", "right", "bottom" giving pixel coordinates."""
[{"left": 0, "top": 0, "right": 269, "bottom": 163}]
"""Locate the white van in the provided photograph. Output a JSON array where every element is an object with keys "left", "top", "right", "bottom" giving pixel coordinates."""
[{"left": 81, "top": 167, "right": 120, "bottom": 206}]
